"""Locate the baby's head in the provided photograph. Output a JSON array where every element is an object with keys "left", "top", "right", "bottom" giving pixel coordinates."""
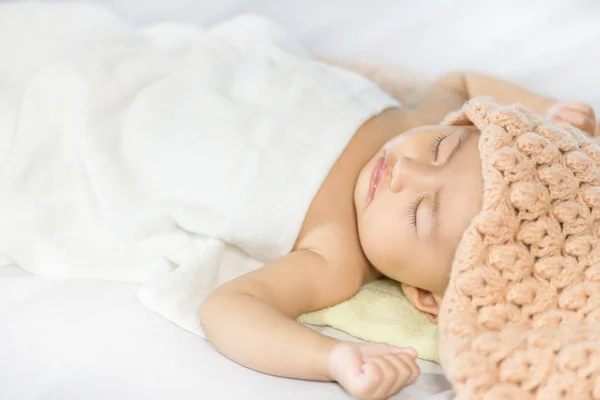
[{"left": 354, "top": 113, "right": 485, "bottom": 322}]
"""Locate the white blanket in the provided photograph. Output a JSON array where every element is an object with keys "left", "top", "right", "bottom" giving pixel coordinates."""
[
  {"left": 0, "top": 2, "right": 396, "bottom": 336},
  {"left": 0, "top": 4, "right": 233, "bottom": 335}
]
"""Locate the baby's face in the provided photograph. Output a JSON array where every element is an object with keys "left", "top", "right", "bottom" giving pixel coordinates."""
[{"left": 354, "top": 124, "right": 483, "bottom": 295}]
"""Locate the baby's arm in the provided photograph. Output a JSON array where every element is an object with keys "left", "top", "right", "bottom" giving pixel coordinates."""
[
  {"left": 200, "top": 250, "right": 419, "bottom": 399},
  {"left": 444, "top": 72, "right": 554, "bottom": 112},
  {"left": 200, "top": 250, "right": 343, "bottom": 380},
  {"left": 415, "top": 72, "right": 557, "bottom": 121},
  {"left": 319, "top": 59, "right": 555, "bottom": 121},
  {"left": 422, "top": 72, "right": 599, "bottom": 135}
]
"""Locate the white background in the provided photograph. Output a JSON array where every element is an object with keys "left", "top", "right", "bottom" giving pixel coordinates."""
[{"left": 7, "top": 0, "right": 600, "bottom": 109}]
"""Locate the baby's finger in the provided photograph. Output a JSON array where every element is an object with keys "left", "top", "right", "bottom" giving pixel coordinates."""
[
  {"left": 548, "top": 102, "right": 594, "bottom": 118},
  {"left": 397, "top": 353, "right": 421, "bottom": 383},
  {"left": 360, "top": 343, "right": 416, "bottom": 358},
  {"left": 385, "top": 354, "right": 421, "bottom": 394},
  {"left": 357, "top": 360, "right": 384, "bottom": 395},
  {"left": 551, "top": 108, "right": 587, "bottom": 126},
  {"left": 559, "top": 102, "right": 595, "bottom": 118},
  {"left": 552, "top": 111, "right": 596, "bottom": 135},
  {"left": 367, "top": 356, "right": 399, "bottom": 399}
]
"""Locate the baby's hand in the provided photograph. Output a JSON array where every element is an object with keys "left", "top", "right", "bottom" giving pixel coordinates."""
[
  {"left": 328, "top": 342, "right": 420, "bottom": 400},
  {"left": 547, "top": 101, "right": 599, "bottom": 137}
]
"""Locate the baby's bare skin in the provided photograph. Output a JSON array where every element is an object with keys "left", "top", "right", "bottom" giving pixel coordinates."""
[
  {"left": 200, "top": 62, "right": 595, "bottom": 399},
  {"left": 547, "top": 101, "right": 599, "bottom": 137}
]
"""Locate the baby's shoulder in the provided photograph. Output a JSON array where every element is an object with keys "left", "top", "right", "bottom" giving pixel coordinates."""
[
  {"left": 294, "top": 180, "right": 371, "bottom": 281},
  {"left": 296, "top": 220, "right": 372, "bottom": 283}
]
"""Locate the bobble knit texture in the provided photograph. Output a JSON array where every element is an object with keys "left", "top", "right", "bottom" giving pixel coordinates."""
[{"left": 438, "top": 97, "right": 600, "bottom": 400}]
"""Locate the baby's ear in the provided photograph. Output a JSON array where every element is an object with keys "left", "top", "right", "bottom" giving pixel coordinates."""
[{"left": 401, "top": 283, "right": 442, "bottom": 324}]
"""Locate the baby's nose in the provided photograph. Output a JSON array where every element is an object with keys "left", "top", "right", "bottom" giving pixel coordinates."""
[{"left": 389, "top": 156, "right": 435, "bottom": 193}]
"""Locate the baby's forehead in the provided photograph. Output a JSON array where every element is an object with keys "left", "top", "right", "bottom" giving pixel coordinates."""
[{"left": 385, "top": 125, "right": 448, "bottom": 145}]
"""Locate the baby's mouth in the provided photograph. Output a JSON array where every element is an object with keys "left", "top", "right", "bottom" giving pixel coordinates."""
[{"left": 368, "top": 153, "right": 387, "bottom": 203}]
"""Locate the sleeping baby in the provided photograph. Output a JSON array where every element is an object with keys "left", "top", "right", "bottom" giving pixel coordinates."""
[{"left": 1, "top": 4, "right": 597, "bottom": 400}]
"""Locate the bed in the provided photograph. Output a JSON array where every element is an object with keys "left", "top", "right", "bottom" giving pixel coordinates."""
[
  {"left": 1, "top": 0, "right": 599, "bottom": 399},
  {"left": 0, "top": 266, "right": 451, "bottom": 400}
]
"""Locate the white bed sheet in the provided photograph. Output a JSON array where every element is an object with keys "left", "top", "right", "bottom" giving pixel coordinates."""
[
  {"left": 3, "top": 0, "right": 600, "bottom": 399},
  {"left": 0, "top": 266, "right": 451, "bottom": 400}
]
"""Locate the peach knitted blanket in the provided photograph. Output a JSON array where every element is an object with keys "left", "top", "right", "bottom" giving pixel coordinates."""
[{"left": 438, "top": 97, "right": 600, "bottom": 399}]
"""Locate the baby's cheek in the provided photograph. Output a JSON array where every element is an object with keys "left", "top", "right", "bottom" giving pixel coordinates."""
[{"left": 362, "top": 221, "right": 400, "bottom": 274}]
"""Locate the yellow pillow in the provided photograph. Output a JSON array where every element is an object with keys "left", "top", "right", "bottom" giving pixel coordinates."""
[{"left": 299, "top": 279, "right": 439, "bottom": 363}]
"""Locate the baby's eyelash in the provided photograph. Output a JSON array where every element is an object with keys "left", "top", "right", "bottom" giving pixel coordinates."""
[
  {"left": 429, "top": 135, "right": 446, "bottom": 161},
  {"left": 407, "top": 196, "right": 424, "bottom": 228}
]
